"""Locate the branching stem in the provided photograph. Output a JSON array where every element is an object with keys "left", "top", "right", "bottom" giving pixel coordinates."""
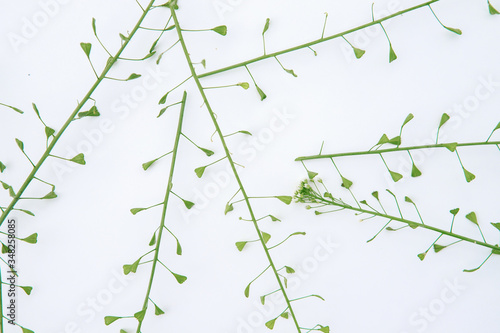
[
  {"left": 135, "top": 91, "right": 187, "bottom": 333},
  {"left": 313, "top": 195, "right": 500, "bottom": 252},
  {"left": 198, "top": 0, "right": 439, "bottom": 78},
  {"left": 170, "top": 4, "right": 302, "bottom": 331},
  {"left": 296, "top": 141, "right": 500, "bottom": 161},
  {"left": 0, "top": 0, "right": 158, "bottom": 228}
]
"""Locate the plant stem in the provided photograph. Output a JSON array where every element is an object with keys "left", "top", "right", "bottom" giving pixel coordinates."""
[
  {"left": 198, "top": 0, "right": 439, "bottom": 78},
  {"left": 136, "top": 91, "right": 187, "bottom": 333},
  {"left": 170, "top": 4, "right": 302, "bottom": 331},
  {"left": 295, "top": 141, "right": 500, "bottom": 161},
  {"left": 0, "top": 0, "right": 157, "bottom": 228},
  {"left": 315, "top": 196, "right": 500, "bottom": 252}
]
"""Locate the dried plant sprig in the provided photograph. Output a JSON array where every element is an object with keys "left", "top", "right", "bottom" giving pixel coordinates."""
[
  {"left": 294, "top": 179, "right": 500, "bottom": 271},
  {"left": 0, "top": 0, "right": 160, "bottom": 228},
  {"left": 106, "top": 92, "right": 189, "bottom": 332},
  {"left": 296, "top": 115, "right": 500, "bottom": 183},
  {"left": 0, "top": 3, "right": 172, "bottom": 332},
  {"left": 198, "top": 0, "right": 440, "bottom": 78},
  {"left": 168, "top": 2, "right": 328, "bottom": 330},
  {"left": 297, "top": 141, "right": 500, "bottom": 161}
]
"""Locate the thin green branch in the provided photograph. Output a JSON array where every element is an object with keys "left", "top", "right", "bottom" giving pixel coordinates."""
[
  {"left": 170, "top": 5, "right": 303, "bottom": 331},
  {"left": 296, "top": 141, "right": 500, "bottom": 161},
  {"left": 0, "top": 0, "right": 158, "bottom": 228},
  {"left": 135, "top": 0, "right": 145, "bottom": 11},
  {"left": 296, "top": 184, "right": 500, "bottom": 252},
  {"left": 135, "top": 91, "right": 187, "bottom": 333},
  {"left": 321, "top": 13, "right": 328, "bottom": 39},
  {"left": 198, "top": 0, "right": 439, "bottom": 78}
]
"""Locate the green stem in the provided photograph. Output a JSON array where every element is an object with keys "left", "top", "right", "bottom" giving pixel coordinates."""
[
  {"left": 295, "top": 141, "right": 500, "bottom": 161},
  {"left": 0, "top": 0, "right": 158, "bottom": 228},
  {"left": 428, "top": 4, "right": 447, "bottom": 29},
  {"left": 317, "top": 197, "right": 500, "bottom": 252},
  {"left": 170, "top": 4, "right": 302, "bottom": 331},
  {"left": 198, "top": 0, "right": 439, "bottom": 78},
  {"left": 136, "top": 91, "right": 187, "bottom": 333},
  {"left": 85, "top": 56, "right": 99, "bottom": 78},
  {"left": 321, "top": 13, "right": 328, "bottom": 39},
  {"left": 204, "top": 84, "right": 240, "bottom": 89}
]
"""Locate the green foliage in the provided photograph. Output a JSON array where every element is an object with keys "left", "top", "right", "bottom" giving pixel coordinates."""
[
  {"left": 389, "top": 44, "right": 397, "bottom": 62},
  {"left": 154, "top": 303, "right": 165, "bottom": 315},
  {"left": 149, "top": 232, "right": 157, "bottom": 246},
  {"left": 15, "top": 138, "right": 24, "bottom": 151},
  {"left": 182, "top": 199, "right": 195, "bottom": 209},
  {"left": 78, "top": 106, "right": 100, "bottom": 118},
  {"left": 0, "top": 102, "right": 24, "bottom": 114},
  {"left": 134, "top": 309, "right": 147, "bottom": 321},
  {"left": 172, "top": 272, "right": 187, "bottom": 284},
  {"left": 123, "top": 257, "right": 140, "bottom": 275},
  {"left": 195, "top": 166, "right": 206, "bottom": 178},
  {"left": 142, "top": 159, "right": 157, "bottom": 170},
  {"left": 262, "top": 232, "right": 271, "bottom": 244},
  {"left": 126, "top": 73, "right": 142, "bottom": 81},
  {"left": 70, "top": 153, "right": 86, "bottom": 165},
  {"left": 80, "top": 42, "right": 92, "bottom": 57},
  {"left": 489, "top": 1, "right": 500, "bottom": 14},
  {"left": 130, "top": 207, "right": 145, "bottom": 215},
  {"left": 389, "top": 170, "right": 403, "bottom": 182},
  {"left": 341, "top": 176, "right": 353, "bottom": 189},
  {"left": 439, "top": 113, "right": 450, "bottom": 128},
  {"left": 276, "top": 196, "right": 292, "bottom": 204},
  {"left": 212, "top": 25, "right": 227, "bottom": 36},
  {"left": 265, "top": 318, "right": 276, "bottom": 329},
  {"left": 263, "top": 18, "right": 270, "bottom": 35},
  {"left": 2, "top": 2, "right": 497, "bottom": 332},
  {"left": 41, "top": 191, "right": 57, "bottom": 200},
  {"left": 20, "top": 286, "right": 33, "bottom": 295},
  {"left": 466, "top": 212, "right": 478, "bottom": 225},
  {"left": 308, "top": 170, "right": 318, "bottom": 180},
  {"left": 353, "top": 47, "right": 365, "bottom": 59},
  {"left": 295, "top": 178, "right": 500, "bottom": 265},
  {"left": 20, "top": 233, "right": 38, "bottom": 244},
  {"left": 411, "top": 163, "right": 422, "bottom": 177},
  {"left": 236, "top": 241, "right": 248, "bottom": 251},
  {"left": 104, "top": 316, "right": 122, "bottom": 325},
  {"left": 462, "top": 168, "right": 476, "bottom": 183},
  {"left": 256, "top": 85, "right": 267, "bottom": 100},
  {"left": 237, "top": 82, "right": 250, "bottom": 89},
  {"left": 444, "top": 26, "right": 462, "bottom": 35},
  {"left": 224, "top": 203, "right": 234, "bottom": 215}
]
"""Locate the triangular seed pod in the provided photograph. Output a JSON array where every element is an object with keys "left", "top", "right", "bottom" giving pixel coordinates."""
[
  {"left": 154, "top": 304, "right": 165, "bottom": 315},
  {"left": 211, "top": 25, "right": 227, "bottom": 36},
  {"left": 489, "top": 0, "right": 500, "bottom": 14},
  {"left": 134, "top": 309, "right": 147, "bottom": 322},
  {"left": 389, "top": 44, "right": 397, "bottom": 63},
  {"left": 104, "top": 316, "right": 122, "bottom": 326},
  {"left": 275, "top": 196, "right": 292, "bottom": 204}
]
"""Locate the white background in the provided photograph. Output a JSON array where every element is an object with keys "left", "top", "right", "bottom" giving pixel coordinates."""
[{"left": 1, "top": 0, "right": 500, "bottom": 332}]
